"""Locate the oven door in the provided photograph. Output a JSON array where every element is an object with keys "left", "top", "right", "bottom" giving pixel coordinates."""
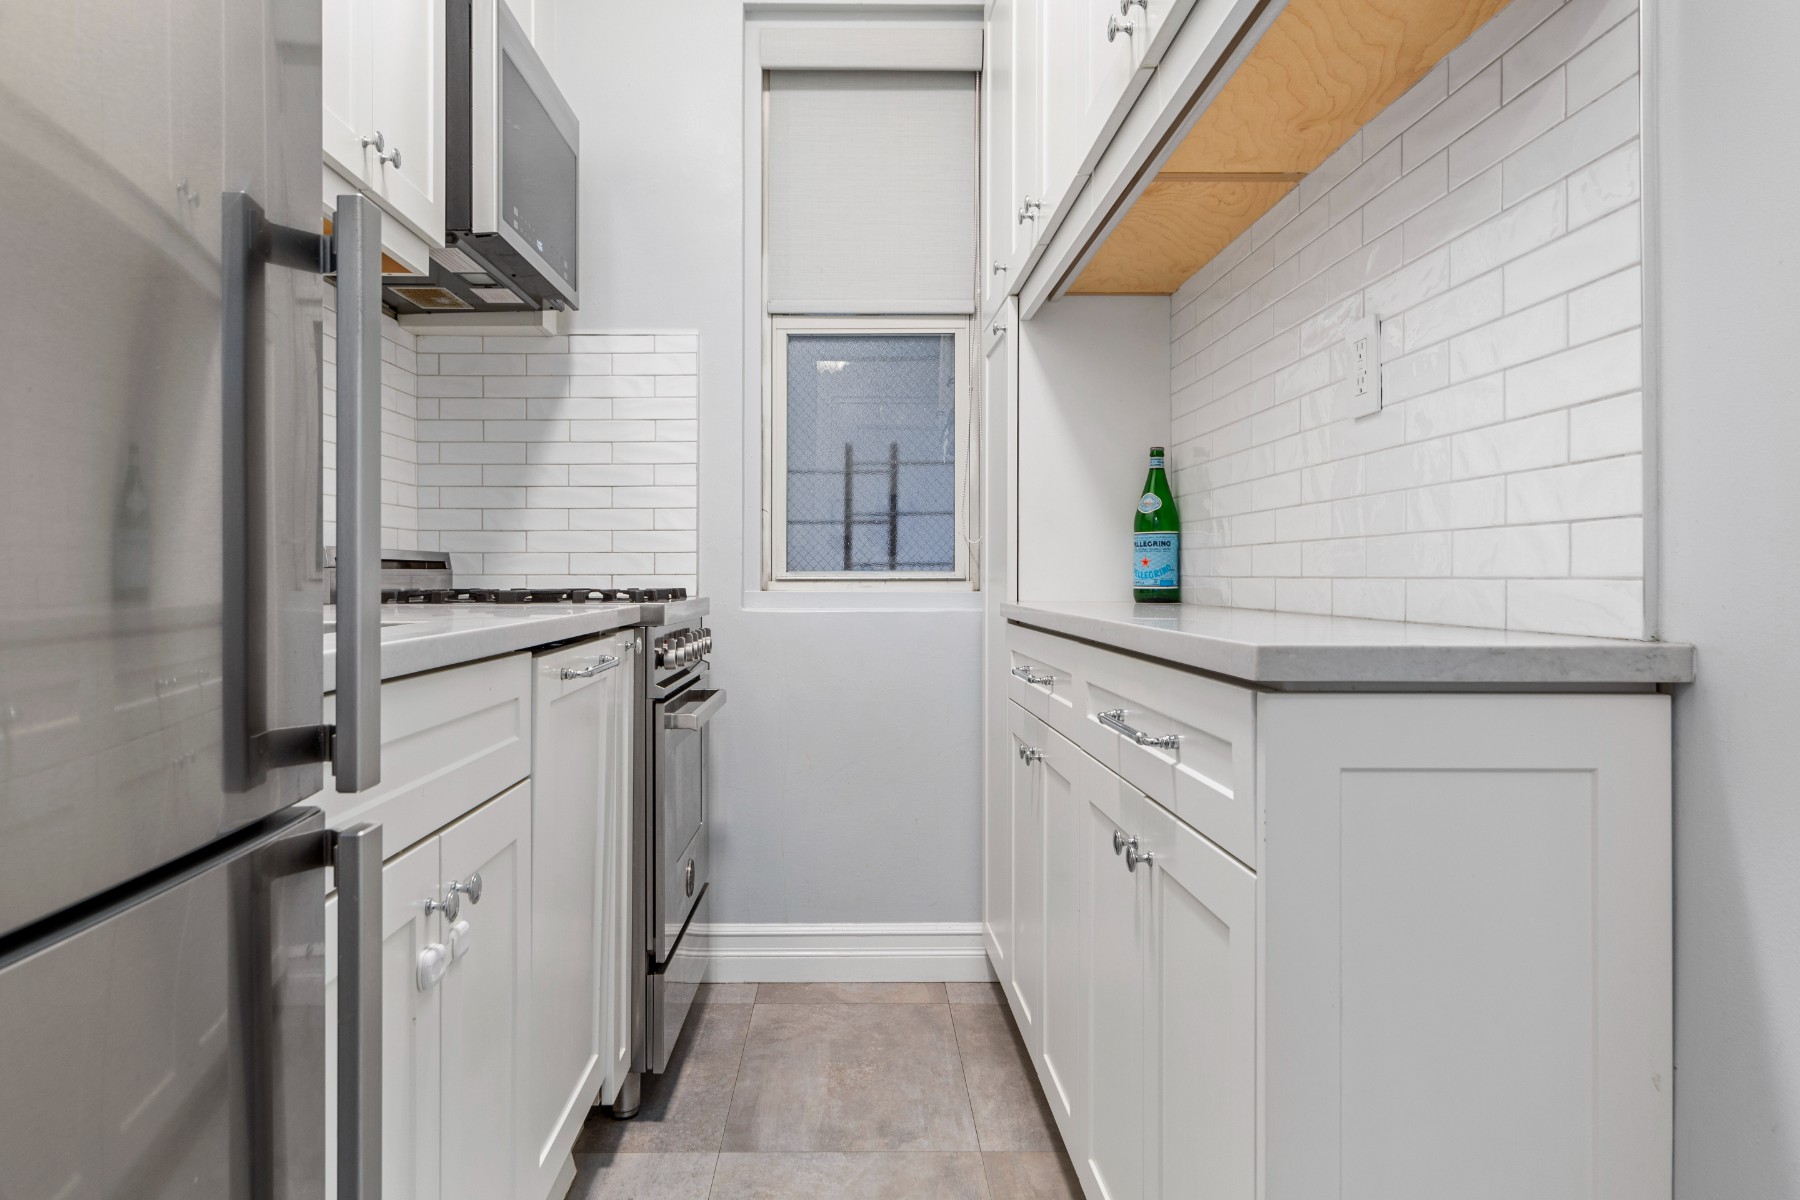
[{"left": 652, "top": 672, "right": 726, "bottom": 965}]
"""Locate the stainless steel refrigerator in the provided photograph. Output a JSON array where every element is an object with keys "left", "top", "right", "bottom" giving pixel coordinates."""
[{"left": 0, "top": 1, "right": 387, "bottom": 1196}]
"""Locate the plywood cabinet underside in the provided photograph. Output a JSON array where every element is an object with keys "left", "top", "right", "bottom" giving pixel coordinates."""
[{"left": 1070, "top": 0, "right": 1509, "bottom": 295}]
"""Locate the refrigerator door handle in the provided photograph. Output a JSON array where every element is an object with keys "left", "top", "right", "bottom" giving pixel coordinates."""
[
  {"left": 220, "top": 194, "right": 383, "bottom": 792},
  {"left": 331, "top": 195, "right": 384, "bottom": 793},
  {"left": 333, "top": 822, "right": 383, "bottom": 1200}
]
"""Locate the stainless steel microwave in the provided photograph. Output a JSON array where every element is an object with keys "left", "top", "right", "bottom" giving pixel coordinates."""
[{"left": 446, "top": 0, "right": 579, "bottom": 309}]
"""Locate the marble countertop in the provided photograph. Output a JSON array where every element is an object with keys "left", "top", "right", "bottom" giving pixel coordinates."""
[
  {"left": 323, "top": 596, "right": 710, "bottom": 686},
  {"left": 1000, "top": 600, "right": 1695, "bottom": 687}
]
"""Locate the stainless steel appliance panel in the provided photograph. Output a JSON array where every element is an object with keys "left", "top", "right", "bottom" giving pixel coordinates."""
[
  {"left": 0, "top": 806, "right": 327, "bottom": 1199},
  {"left": 648, "top": 886, "right": 706, "bottom": 1075},
  {"left": 0, "top": 0, "right": 328, "bottom": 936}
]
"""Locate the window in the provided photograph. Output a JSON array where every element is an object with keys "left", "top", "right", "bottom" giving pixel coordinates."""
[
  {"left": 761, "top": 66, "right": 979, "bottom": 588},
  {"left": 771, "top": 317, "right": 970, "bottom": 581}
]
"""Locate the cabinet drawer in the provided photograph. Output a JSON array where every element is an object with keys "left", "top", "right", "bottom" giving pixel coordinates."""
[
  {"left": 1007, "top": 624, "right": 1117, "bottom": 768},
  {"left": 1084, "top": 646, "right": 1257, "bottom": 870},
  {"left": 317, "top": 654, "right": 532, "bottom": 859}
]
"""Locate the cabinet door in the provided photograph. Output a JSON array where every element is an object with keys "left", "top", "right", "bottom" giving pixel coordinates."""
[
  {"left": 321, "top": 0, "right": 373, "bottom": 191},
  {"left": 440, "top": 783, "right": 532, "bottom": 1200},
  {"left": 981, "top": 0, "right": 1016, "bottom": 317},
  {"left": 1040, "top": 0, "right": 1136, "bottom": 227},
  {"left": 1080, "top": 770, "right": 1148, "bottom": 1200},
  {"left": 1009, "top": 704, "right": 1046, "bottom": 1049},
  {"left": 1142, "top": 803, "right": 1256, "bottom": 1200},
  {"left": 1037, "top": 727, "right": 1085, "bottom": 1139},
  {"left": 522, "top": 644, "right": 609, "bottom": 1194},
  {"left": 597, "top": 634, "right": 637, "bottom": 1104},
  {"left": 367, "top": 0, "right": 447, "bottom": 245},
  {"left": 1137, "top": 0, "right": 1204, "bottom": 69},
  {"left": 325, "top": 836, "right": 444, "bottom": 1200},
  {"left": 1005, "top": 0, "right": 1044, "bottom": 275}
]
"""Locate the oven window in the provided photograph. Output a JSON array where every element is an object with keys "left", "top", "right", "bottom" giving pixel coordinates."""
[{"left": 500, "top": 53, "right": 577, "bottom": 289}]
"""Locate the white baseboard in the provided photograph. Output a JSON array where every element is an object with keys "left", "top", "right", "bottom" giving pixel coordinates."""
[{"left": 694, "top": 922, "right": 998, "bottom": 983}]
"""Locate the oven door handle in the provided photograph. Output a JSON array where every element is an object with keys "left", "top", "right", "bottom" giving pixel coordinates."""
[{"left": 663, "top": 688, "right": 727, "bottom": 730}]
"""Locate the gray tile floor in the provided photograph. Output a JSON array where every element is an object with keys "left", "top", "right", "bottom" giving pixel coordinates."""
[{"left": 570, "top": 982, "right": 1083, "bottom": 1199}]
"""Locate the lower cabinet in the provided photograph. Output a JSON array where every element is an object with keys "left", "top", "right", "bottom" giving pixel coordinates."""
[
  {"left": 520, "top": 633, "right": 635, "bottom": 1197},
  {"left": 996, "top": 622, "right": 1675, "bottom": 1200},
  {"left": 1011, "top": 703, "right": 1255, "bottom": 1200},
  {"left": 326, "top": 781, "right": 532, "bottom": 1200}
]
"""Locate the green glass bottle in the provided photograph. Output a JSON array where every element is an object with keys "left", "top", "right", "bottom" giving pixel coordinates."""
[{"left": 1133, "top": 445, "right": 1180, "bottom": 603}]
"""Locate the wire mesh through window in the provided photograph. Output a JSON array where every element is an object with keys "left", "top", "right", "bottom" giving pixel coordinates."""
[{"left": 784, "top": 333, "right": 958, "bottom": 573}]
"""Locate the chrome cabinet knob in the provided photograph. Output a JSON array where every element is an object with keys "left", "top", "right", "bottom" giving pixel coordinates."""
[
  {"left": 425, "top": 888, "right": 460, "bottom": 922},
  {"left": 1126, "top": 843, "right": 1155, "bottom": 872},
  {"left": 1119, "top": 0, "right": 1146, "bottom": 12},
  {"left": 449, "top": 872, "right": 483, "bottom": 906},
  {"left": 992, "top": 260, "right": 1007, "bottom": 275},
  {"left": 1020, "top": 746, "right": 1045, "bottom": 765},
  {"left": 1016, "top": 196, "right": 1044, "bottom": 225},
  {"left": 684, "top": 859, "right": 695, "bottom": 898},
  {"left": 379, "top": 144, "right": 402, "bottom": 168},
  {"left": 1113, "top": 829, "right": 1130, "bottom": 855},
  {"left": 1107, "top": 13, "right": 1136, "bottom": 41},
  {"left": 359, "top": 131, "right": 385, "bottom": 152}
]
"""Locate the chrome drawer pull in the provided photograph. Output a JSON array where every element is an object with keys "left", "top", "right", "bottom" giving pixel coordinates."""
[
  {"left": 1097, "top": 708, "right": 1181, "bottom": 751},
  {"left": 1011, "top": 664, "right": 1055, "bottom": 686},
  {"left": 561, "top": 654, "right": 619, "bottom": 680}
]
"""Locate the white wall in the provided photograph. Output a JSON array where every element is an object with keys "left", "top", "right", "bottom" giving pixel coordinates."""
[
  {"left": 1169, "top": 0, "right": 1646, "bottom": 638},
  {"left": 1656, "top": 0, "right": 1800, "bottom": 1192},
  {"left": 558, "top": 1, "right": 982, "bottom": 929}
]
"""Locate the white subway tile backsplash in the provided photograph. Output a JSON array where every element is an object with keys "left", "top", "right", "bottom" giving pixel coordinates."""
[
  {"left": 1568, "top": 391, "right": 1643, "bottom": 460},
  {"left": 1169, "top": 1, "right": 1644, "bottom": 640},
  {"left": 1506, "top": 579, "right": 1642, "bottom": 637},
  {"left": 411, "top": 330, "right": 701, "bottom": 588},
  {"left": 1506, "top": 454, "right": 1641, "bottom": 522},
  {"left": 1502, "top": 75, "right": 1638, "bottom": 205},
  {"left": 1503, "top": 203, "right": 1640, "bottom": 311},
  {"left": 1568, "top": 265, "right": 1642, "bottom": 343},
  {"left": 1447, "top": 69, "right": 1565, "bottom": 188},
  {"left": 1504, "top": 328, "right": 1641, "bottom": 417},
  {"left": 1449, "top": 184, "right": 1566, "bottom": 282},
  {"left": 1502, "top": 0, "right": 1635, "bottom": 101}
]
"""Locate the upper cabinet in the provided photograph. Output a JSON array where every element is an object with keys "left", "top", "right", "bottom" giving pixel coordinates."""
[
  {"left": 323, "top": 0, "right": 446, "bottom": 260},
  {"left": 984, "top": 0, "right": 1043, "bottom": 321},
  {"left": 1039, "top": 0, "right": 1142, "bottom": 227}
]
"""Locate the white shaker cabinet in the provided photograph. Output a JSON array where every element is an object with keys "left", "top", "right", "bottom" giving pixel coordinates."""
[
  {"left": 983, "top": 0, "right": 1044, "bottom": 320},
  {"left": 325, "top": 783, "right": 534, "bottom": 1200},
  {"left": 521, "top": 634, "right": 635, "bottom": 1198},
  {"left": 1007, "top": 704, "right": 1046, "bottom": 1048},
  {"left": 325, "top": 835, "right": 444, "bottom": 1200},
  {"left": 993, "top": 622, "right": 1674, "bottom": 1200},
  {"left": 439, "top": 783, "right": 532, "bottom": 1200},
  {"left": 1140, "top": 793, "right": 1255, "bottom": 1200},
  {"left": 1039, "top": 0, "right": 1141, "bottom": 240},
  {"left": 322, "top": 0, "right": 447, "bottom": 257}
]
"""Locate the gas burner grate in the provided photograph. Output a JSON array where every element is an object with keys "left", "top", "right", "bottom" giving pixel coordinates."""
[{"left": 378, "top": 586, "right": 687, "bottom": 605}]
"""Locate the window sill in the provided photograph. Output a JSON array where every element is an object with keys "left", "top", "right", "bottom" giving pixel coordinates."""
[{"left": 741, "top": 588, "right": 983, "bottom": 614}]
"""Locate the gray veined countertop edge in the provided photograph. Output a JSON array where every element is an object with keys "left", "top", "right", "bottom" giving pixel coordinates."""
[
  {"left": 321, "top": 596, "right": 710, "bottom": 687},
  {"left": 999, "top": 600, "right": 1695, "bottom": 687}
]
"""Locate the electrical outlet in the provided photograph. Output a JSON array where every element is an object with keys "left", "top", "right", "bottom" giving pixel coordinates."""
[{"left": 1344, "top": 315, "right": 1382, "bottom": 419}]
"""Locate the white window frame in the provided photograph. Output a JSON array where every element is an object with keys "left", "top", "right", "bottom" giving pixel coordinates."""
[{"left": 764, "top": 314, "right": 975, "bottom": 589}]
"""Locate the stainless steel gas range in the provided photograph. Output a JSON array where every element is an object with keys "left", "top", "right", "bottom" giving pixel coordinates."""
[{"left": 614, "top": 611, "right": 723, "bottom": 1116}]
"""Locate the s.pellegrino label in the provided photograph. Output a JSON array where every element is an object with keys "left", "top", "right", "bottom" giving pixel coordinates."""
[{"left": 1133, "top": 445, "right": 1180, "bottom": 603}]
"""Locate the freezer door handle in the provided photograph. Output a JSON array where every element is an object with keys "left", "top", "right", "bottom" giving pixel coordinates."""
[
  {"left": 333, "top": 822, "right": 383, "bottom": 1200},
  {"left": 332, "top": 195, "right": 384, "bottom": 792}
]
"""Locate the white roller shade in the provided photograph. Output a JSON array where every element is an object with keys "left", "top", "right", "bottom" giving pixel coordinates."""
[{"left": 766, "top": 71, "right": 977, "bottom": 315}]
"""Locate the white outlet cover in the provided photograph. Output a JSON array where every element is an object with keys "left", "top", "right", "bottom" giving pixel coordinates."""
[{"left": 1344, "top": 314, "right": 1382, "bottom": 419}]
